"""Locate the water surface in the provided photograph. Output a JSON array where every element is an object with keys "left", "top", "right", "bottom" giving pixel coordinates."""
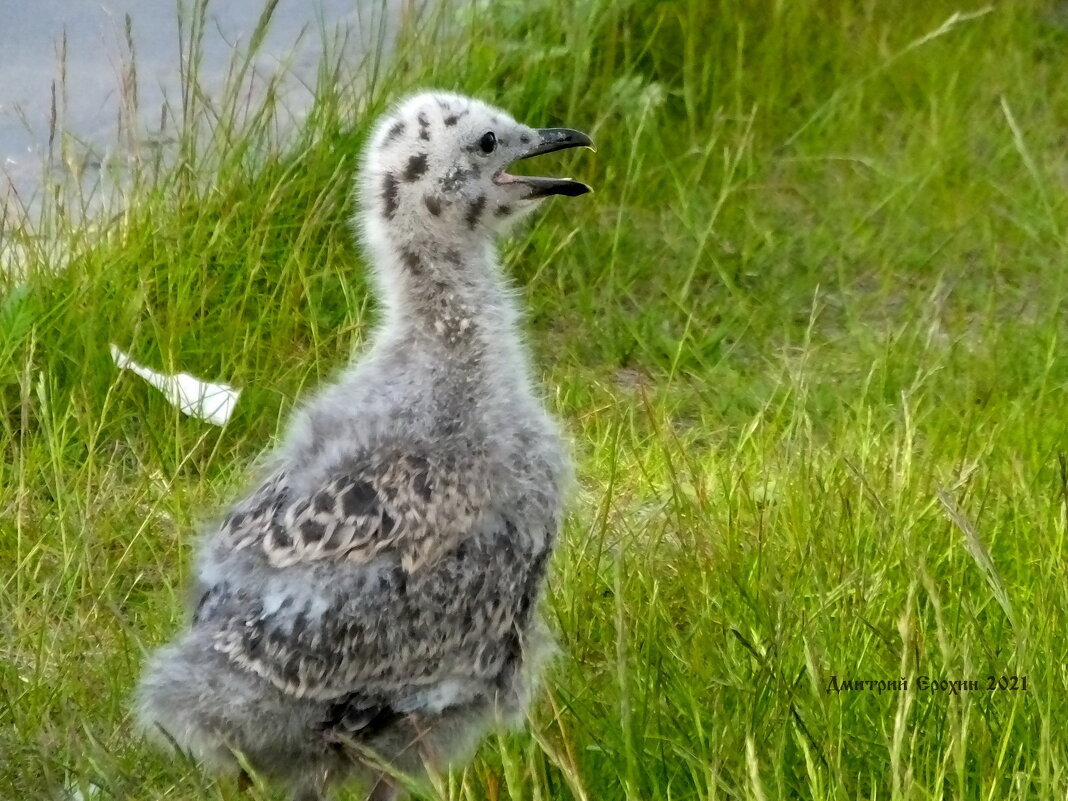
[{"left": 0, "top": 0, "right": 402, "bottom": 223}]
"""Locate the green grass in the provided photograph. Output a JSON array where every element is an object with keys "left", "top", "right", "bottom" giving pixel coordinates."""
[{"left": 3, "top": 0, "right": 1068, "bottom": 797}]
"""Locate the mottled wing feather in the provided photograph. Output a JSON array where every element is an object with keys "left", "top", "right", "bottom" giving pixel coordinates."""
[
  {"left": 210, "top": 521, "right": 550, "bottom": 701},
  {"left": 222, "top": 471, "right": 290, "bottom": 551},
  {"left": 204, "top": 449, "right": 552, "bottom": 703},
  {"left": 222, "top": 449, "right": 491, "bottom": 572}
]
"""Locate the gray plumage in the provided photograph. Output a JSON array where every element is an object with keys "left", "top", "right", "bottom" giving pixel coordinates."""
[{"left": 135, "top": 91, "right": 592, "bottom": 801}]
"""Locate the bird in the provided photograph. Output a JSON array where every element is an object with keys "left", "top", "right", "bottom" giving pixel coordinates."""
[{"left": 135, "top": 90, "right": 593, "bottom": 801}]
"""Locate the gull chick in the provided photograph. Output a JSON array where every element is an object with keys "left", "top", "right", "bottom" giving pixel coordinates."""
[{"left": 135, "top": 91, "right": 593, "bottom": 801}]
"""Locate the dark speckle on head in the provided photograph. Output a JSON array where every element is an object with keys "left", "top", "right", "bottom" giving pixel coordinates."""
[
  {"left": 424, "top": 194, "right": 443, "bottom": 216},
  {"left": 519, "top": 133, "right": 530, "bottom": 144},
  {"left": 381, "top": 173, "right": 399, "bottom": 219},
  {"left": 385, "top": 120, "right": 405, "bottom": 143},
  {"left": 466, "top": 195, "right": 486, "bottom": 229},
  {"left": 443, "top": 110, "right": 468, "bottom": 127},
  {"left": 404, "top": 153, "right": 429, "bottom": 181},
  {"left": 417, "top": 111, "right": 431, "bottom": 141},
  {"left": 495, "top": 204, "right": 512, "bottom": 217}
]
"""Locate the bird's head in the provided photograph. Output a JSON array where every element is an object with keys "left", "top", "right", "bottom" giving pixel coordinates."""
[{"left": 358, "top": 91, "right": 593, "bottom": 245}]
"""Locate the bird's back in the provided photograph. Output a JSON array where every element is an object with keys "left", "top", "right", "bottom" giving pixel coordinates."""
[{"left": 136, "top": 406, "right": 563, "bottom": 785}]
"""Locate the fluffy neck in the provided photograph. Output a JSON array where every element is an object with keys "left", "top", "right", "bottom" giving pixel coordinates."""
[{"left": 361, "top": 218, "right": 533, "bottom": 391}]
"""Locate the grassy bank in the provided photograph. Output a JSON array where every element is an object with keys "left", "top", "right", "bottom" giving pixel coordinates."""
[{"left": 3, "top": 0, "right": 1068, "bottom": 797}]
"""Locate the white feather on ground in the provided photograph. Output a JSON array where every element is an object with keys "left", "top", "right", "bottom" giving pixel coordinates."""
[{"left": 110, "top": 344, "right": 240, "bottom": 426}]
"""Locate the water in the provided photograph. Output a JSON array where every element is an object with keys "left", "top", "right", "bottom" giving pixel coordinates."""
[{"left": 0, "top": 0, "right": 405, "bottom": 226}]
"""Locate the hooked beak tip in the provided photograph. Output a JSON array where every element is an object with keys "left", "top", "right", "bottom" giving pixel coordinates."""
[{"left": 522, "top": 128, "right": 595, "bottom": 159}]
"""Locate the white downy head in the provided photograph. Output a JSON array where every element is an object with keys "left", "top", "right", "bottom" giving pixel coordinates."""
[{"left": 357, "top": 91, "right": 593, "bottom": 256}]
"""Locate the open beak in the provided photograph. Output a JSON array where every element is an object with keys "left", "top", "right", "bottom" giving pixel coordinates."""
[{"left": 499, "top": 127, "right": 594, "bottom": 198}]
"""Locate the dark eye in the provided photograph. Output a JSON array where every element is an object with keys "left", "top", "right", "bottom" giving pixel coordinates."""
[{"left": 478, "top": 131, "right": 497, "bottom": 154}]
